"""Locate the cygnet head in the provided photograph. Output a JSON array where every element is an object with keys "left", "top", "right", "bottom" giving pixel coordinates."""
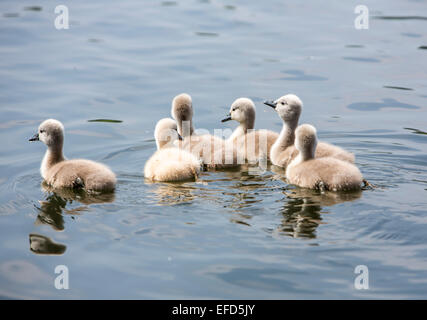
[
  {"left": 29, "top": 119, "right": 64, "bottom": 148},
  {"left": 295, "top": 124, "right": 317, "bottom": 159},
  {"left": 171, "top": 93, "right": 193, "bottom": 137},
  {"left": 154, "top": 118, "right": 181, "bottom": 150},
  {"left": 264, "top": 94, "right": 302, "bottom": 124},
  {"left": 222, "top": 98, "right": 255, "bottom": 125}
]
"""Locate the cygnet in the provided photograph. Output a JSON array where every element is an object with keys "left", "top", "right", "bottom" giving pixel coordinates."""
[
  {"left": 286, "top": 124, "right": 363, "bottom": 191},
  {"left": 29, "top": 119, "right": 116, "bottom": 192},
  {"left": 264, "top": 94, "right": 355, "bottom": 168},
  {"left": 171, "top": 93, "right": 239, "bottom": 169},
  {"left": 222, "top": 97, "right": 278, "bottom": 163},
  {"left": 144, "top": 118, "right": 201, "bottom": 182}
]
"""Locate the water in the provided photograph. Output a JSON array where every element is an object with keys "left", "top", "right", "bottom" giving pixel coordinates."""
[{"left": 0, "top": 0, "right": 426, "bottom": 299}]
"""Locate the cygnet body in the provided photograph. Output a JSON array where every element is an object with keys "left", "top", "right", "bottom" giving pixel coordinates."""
[
  {"left": 29, "top": 119, "right": 116, "bottom": 192},
  {"left": 286, "top": 124, "right": 363, "bottom": 191},
  {"left": 222, "top": 97, "right": 278, "bottom": 163},
  {"left": 264, "top": 94, "right": 355, "bottom": 168},
  {"left": 171, "top": 93, "right": 239, "bottom": 169},
  {"left": 144, "top": 118, "right": 201, "bottom": 182}
]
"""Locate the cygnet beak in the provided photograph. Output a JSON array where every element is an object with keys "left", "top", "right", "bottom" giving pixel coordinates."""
[
  {"left": 177, "top": 133, "right": 183, "bottom": 141},
  {"left": 264, "top": 100, "right": 277, "bottom": 109},
  {"left": 29, "top": 133, "right": 39, "bottom": 141},
  {"left": 221, "top": 113, "right": 232, "bottom": 122}
]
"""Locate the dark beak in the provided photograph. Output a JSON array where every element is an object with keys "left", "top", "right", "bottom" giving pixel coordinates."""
[
  {"left": 221, "top": 113, "right": 232, "bottom": 122},
  {"left": 29, "top": 133, "right": 39, "bottom": 142},
  {"left": 264, "top": 100, "right": 277, "bottom": 109},
  {"left": 177, "top": 133, "right": 183, "bottom": 141}
]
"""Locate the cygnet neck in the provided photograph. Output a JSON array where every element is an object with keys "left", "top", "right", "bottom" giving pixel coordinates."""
[
  {"left": 41, "top": 143, "right": 65, "bottom": 178},
  {"left": 177, "top": 120, "right": 194, "bottom": 138},
  {"left": 274, "top": 119, "right": 298, "bottom": 151},
  {"left": 229, "top": 113, "right": 255, "bottom": 140},
  {"left": 299, "top": 145, "right": 316, "bottom": 162}
]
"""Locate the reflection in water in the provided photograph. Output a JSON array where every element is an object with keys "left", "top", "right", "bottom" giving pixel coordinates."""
[
  {"left": 230, "top": 213, "right": 252, "bottom": 226},
  {"left": 203, "top": 166, "right": 276, "bottom": 211},
  {"left": 284, "top": 187, "right": 363, "bottom": 207},
  {"left": 275, "top": 188, "right": 363, "bottom": 239},
  {"left": 146, "top": 182, "right": 196, "bottom": 206},
  {"left": 35, "top": 184, "right": 115, "bottom": 231},
  {"left": 146, "top": 165, "right": 363, "bottom": 240},
  {"left": 146, "top": 166, "right": 270, "bottom": 207},
  {"left": 29, "top": 234, "right": 66, "bottom": 255},
  {"left": 224, "top": 171, "right": 272, "bottom": 210},
  {"left": 35, "top": 194, "right": 66, "bottom": 231},
  {"left": 41, "top": 183, "right": 116, "bottom": 205},
  {"left": 278, "top": 197, "right": 322, "bottom": 239}
]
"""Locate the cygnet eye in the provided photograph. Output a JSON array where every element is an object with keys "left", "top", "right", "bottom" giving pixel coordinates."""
[
  {"left": 40, "top": 129, "right": 45, "bottom": 133},
  {"left": 281, "top": 101, "right": 287, "bottom": 105}
]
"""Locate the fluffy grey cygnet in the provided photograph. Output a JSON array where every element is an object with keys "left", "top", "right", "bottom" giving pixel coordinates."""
[
  {"left": 171, "top": 93, "right": 239, "bottom": 169},
  {"left": 286, "top": 124, "right": 363, "bottom": 191},
  {"left": 264, "top": 94, "right": 355, "bottom": 169},
  {"left": 222, "top": 97, "right": 278, "bottom": 163},
  {"left": 144, "top": 118, "right": 201, "bottom": 182},
  {"left": 29, "top": 119, "right": 116, "bottom": 192}
]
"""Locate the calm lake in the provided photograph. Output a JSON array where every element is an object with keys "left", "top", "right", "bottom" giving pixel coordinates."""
[{"left": 0, "top": 0, "right": 426, "bottom": 299}]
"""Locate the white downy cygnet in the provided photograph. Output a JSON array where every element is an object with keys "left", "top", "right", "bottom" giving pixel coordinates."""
[
  {"left": 29, "top": 119, "right": 116, "bottom": 192},
  {"left": 171, "top": 93, "right": 239, "bottom": 169},
  {"left": 144, "top": 118, "right": 201, "bottom": 182},
  {"left": 264, "top": 94, "right": 355, "bottom": 168},
  {"left": 222, "top": 97, "right": 278, "bottom": 163},
  {"left": 286, "top": 124, "right": 363, "bottom": 191}
]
